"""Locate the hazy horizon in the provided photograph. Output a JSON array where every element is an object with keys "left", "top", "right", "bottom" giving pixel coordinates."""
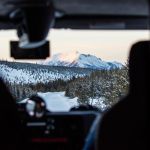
[{"left": 0, "top": 29, "right": 149, "bottom": 64}]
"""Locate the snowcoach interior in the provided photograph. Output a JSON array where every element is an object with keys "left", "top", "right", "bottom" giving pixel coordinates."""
[{"left": 0, "top": 0, "right": 149, "bottom": 150}]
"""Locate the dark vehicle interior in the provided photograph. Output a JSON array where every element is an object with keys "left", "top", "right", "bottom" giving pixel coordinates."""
[{"left": 0, "top": 0, "right": 149, "bottom": 150}]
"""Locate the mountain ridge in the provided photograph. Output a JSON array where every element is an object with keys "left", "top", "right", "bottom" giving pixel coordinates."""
[{"left": 42, "top": 51, "right": 123, "bottom": 70}]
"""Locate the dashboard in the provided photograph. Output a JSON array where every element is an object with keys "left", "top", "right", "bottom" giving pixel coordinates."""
[{"left": 19, "top": 107, "right": 99, "bottom": 150}]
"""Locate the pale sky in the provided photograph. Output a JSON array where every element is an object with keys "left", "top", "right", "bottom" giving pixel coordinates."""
[{"left": 0, "top": 29, "right": 149, "bottom": 64}]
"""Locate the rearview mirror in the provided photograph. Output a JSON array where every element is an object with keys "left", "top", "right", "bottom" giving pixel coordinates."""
[{"left": 10, "top": 41, "right": 50, "bottom": 59}]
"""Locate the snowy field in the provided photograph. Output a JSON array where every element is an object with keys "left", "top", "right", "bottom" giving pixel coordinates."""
[
  {"left": 21, "top": 92, "right": 107, "bottom": 112},
  {"left": 38, "top": 92, "right": 78, "bottom": 112}
]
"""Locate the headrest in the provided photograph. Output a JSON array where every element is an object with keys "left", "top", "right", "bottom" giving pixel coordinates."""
[{"left": 129, "top": 41, "right": 150, "bottom": 96}]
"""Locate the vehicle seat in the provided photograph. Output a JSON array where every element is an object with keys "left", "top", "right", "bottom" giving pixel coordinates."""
[
  {"left": 96, "top": 41, "right": 149, "bottom": 150},
  {"left": 0, "top": 78, "right": 23, "bottom": 150}
]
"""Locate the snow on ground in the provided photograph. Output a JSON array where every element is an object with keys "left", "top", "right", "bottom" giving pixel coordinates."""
[
  {"left": 38, "top": 92, "right": 78, "bottom": 112},
  {"left": 89, "top": 97, "right": 107, "bottom": 111},
  {"left": 20, "top": 91, "right": 107, "bottom": 112},
  {"left": 21, "top": 92, "right": 79, "bottom": 112}
]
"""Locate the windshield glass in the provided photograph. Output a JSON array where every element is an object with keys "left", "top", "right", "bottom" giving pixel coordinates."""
[{"left": 0, "top": 29, "right": 149, "bottom": 112}]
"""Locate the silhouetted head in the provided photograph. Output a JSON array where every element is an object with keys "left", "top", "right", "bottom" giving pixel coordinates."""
[{"left": 129, "top": 41, "right": 150, "bottom": 99}]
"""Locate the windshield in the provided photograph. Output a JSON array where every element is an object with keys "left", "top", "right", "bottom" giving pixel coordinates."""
[{"left": 0, "top": 29, "right": 149, "bottom": 112}]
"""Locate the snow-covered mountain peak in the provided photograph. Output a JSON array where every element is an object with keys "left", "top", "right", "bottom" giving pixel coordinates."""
[{"left": 43, "top": 52, "right": 123, "bottom": 70}]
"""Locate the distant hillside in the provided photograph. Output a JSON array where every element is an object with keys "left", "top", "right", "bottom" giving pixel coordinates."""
[{"left": 0, "top": 60, "right": 93, "bottom": 84}]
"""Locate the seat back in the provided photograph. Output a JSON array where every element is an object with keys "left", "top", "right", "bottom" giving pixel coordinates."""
[
  {"left": 96, "top": 41, "right": 149, "bottom": 150},
  {"left": 0, "top": 78, "right": 22, "bottom": 150}
]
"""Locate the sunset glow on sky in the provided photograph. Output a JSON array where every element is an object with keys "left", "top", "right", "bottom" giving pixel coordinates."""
[{"left": 0, "top": 29, "right": 149, "bottom": 64}]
